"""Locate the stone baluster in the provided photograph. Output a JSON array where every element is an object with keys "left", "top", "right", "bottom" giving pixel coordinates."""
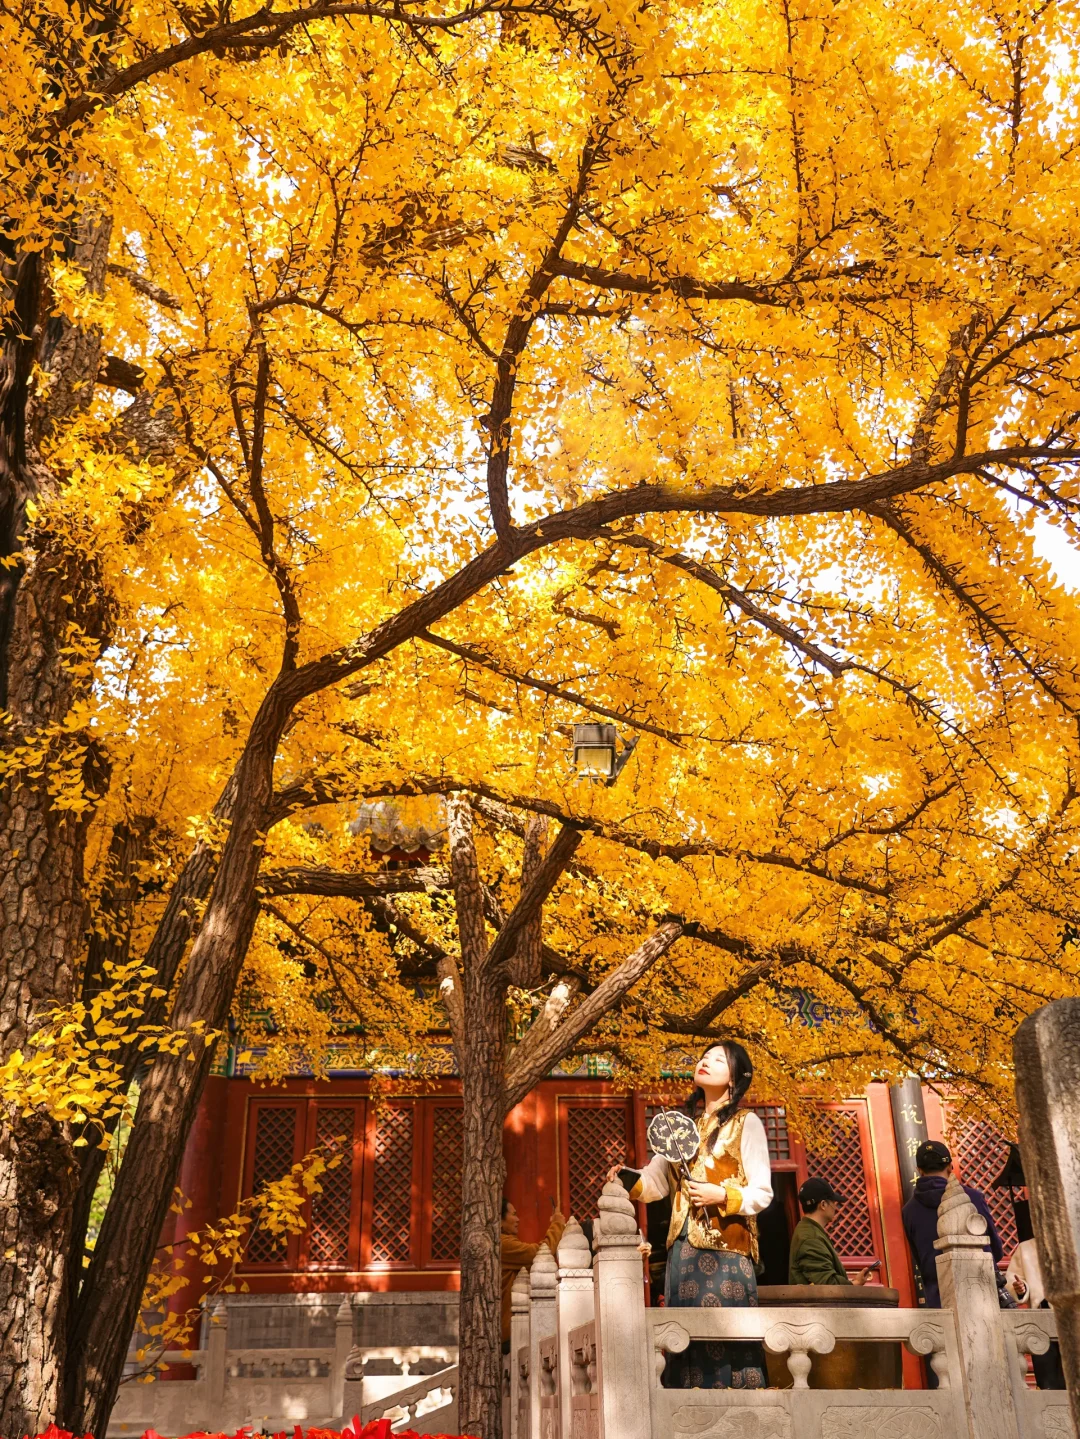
[
  {"left": 528, "top": 1243, "right": 558, "bottom": 1439},
  {"left": 762, "top": 1321, "right": 835, "bottom": 1389},
  {"left": 556, "top": 1218, "right": 594, "bottom": 1439},
  {"left": 593, "top": 1180, "right": 651, "bottom": 1439},
  {"left": 1015, "top": 997, "right": 1080, "bottom": 1436},
  {"left": 204, "top": 1297, "right": 228, "bottom": 1408},
  {"left": 330, "top": 1295, "right": 353, "bottom": 1420},
  {"left": 934, "top": 1176, "right": 1020, "bottom": 1439},
  {"left": 510, "top": 1266, "right": 532, "bottom": 1439}
]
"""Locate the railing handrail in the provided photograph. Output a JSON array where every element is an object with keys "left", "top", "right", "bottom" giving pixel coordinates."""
[
  {"left": 1000, "top": 1308, "right": 1058, "bottom": 1336},
  {"left": 647, "top": 1304, "right": 957, "bottom": 1344},
  {"left": 221, "top": 1347, "right": 333, "bottom": 1361},
  {"left": 359, "top": 1362, "right": 458, "bottom": 1424},
  {"left": 350, "top": 1344, "right": 457, "bottom": 1361}
]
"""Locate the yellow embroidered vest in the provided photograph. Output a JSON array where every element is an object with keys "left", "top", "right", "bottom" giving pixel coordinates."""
[{"left": 665, "top": 1108, "right": 758, "bottom": 1260}]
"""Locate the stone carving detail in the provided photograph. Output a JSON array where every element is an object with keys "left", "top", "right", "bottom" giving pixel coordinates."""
[
  {"left": 653, "top": 1319, "right": 691, "bottom": 1379},
  {"left": 672, "top": 1406, "right": 792, "bottom": 1439},
  {"left": 904, "top": 1322, "right": 945, "bottom": 1357},
  {"left": 595, "top": 1179, "right": 642, "bottom": 1245},
  {"left": 763, "top": 1321, "right": 835, "bottom": 1388},
  {"left": 1043, "top": 1412, "right": 1074, "bottom": 1439},
  {"left": 1012, "top": 1320, "right": 1052, "bottom": 1357},
  {"left": 531, "top": 1241, "right": 559, "bottom": 1297},
  {"left": 570, "top": 1412, "right": 599, "bottom": 1439},
  {"left": 935, "top": 1176, "right": 988, "bottom": 1241},
  {"left": 821, "top": 1407, "right": 942, "bottom": 1439},
  {"left": 904, "top": 1322, "right": 951, "bottom": 1387},
  {"left": 558, "top": 1215, "right": 593, "bottom": 1271}
]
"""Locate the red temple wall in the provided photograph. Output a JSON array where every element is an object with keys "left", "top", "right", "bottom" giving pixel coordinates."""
[{"left": 171, "top": 1076, "right": 1020, "bottom": 1311}]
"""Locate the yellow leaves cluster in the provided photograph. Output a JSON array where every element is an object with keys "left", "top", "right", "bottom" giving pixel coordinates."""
[
  {"left": 0, "top": 961, "right": 214, "bottom": 1132},
  {"left": 9, "top": 0, "right": 1080, "bottom": 1126},
  {"left": 134, "top": 1144, "right": 345, "bottom": 1372}
]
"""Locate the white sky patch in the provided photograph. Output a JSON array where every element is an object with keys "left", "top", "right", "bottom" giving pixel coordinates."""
[{"left": 1031, "top": 514, "right": 1080, "bottom": 592}]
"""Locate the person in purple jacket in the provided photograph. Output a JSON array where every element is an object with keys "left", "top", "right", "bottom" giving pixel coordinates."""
[{"left": 901, "top": 1139, "right": 1004, "bottom": 1309}]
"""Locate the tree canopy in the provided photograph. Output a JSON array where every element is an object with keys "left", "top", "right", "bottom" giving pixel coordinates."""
[{"left": 4, "top": 0, "right": 1080, "bottom": 1432}]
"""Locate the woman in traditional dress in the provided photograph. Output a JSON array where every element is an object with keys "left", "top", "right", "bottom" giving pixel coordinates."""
[{"left": 610, "top": 1041, "right": 772, "bottom": 1389}]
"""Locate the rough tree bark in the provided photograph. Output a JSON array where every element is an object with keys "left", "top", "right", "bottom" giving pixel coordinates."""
[
  {"left": 0, "top": 213, "right": 115, "bottom": 1438},
  {"left": 61, "top": 711, "right": 285, "bottom": 1435},
  {"left": 448, "top": 795, "right": 508, "bottom": 1439}
]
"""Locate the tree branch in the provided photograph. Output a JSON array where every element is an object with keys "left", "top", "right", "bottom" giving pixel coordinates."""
[
  {"left": 260, "top": 865, "right": 449, "bottom": 898},
  {"left": 484, "top": 823, "right": 583, "bottom": 973},
  {"left": 511, "top": 816, "right": 547, "bottom": 987},
  {"left": 447, "top": 794, "right": 489, "bottom": 978},
  {"left": 503, "top": 921, "right": 684, "bottom": 1110},
  {"left": 419, "top": 627, "right": 690, "bottom": 743}
]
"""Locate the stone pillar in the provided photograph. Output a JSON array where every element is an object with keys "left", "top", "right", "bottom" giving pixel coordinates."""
[
  {"left": 204, "top": 1296, "right": 228, "bottom": 1409},
  {"left": 934, "top": 1177, "right": 1019, "bottom": 1439},
  {"left": 593, "top": 1180, "right": 651, "bottom": 1439},
  {"left": 556, "top": 1218, "right": 594, "bottom": 1439},
  {"left": 510, "top": 1266, "right": 531, "bottom": 1439},
  {"left": 1015, "top": 999, "right": 1080, "bottom": 1435},
  {"left": 528, "top": 1243, "right": 557, "bottom": 1439},
  {"left": 890, "top": 1076, "right": 929, "bottom": 1207},
  {"left": 330, "top": 1295, "right": 353, "bottom": 1420}
]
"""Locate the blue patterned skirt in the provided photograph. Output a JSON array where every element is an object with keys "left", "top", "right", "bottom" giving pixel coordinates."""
[{"left": 662, "top": 1235, "right": 768, "bottom": 1389}]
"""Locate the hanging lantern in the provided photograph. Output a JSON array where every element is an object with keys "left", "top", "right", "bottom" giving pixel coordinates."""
[{"left": 571, "top": 723, "right": 639, "bottom": 785}]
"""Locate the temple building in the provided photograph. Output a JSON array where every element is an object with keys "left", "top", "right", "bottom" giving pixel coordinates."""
[{"left": 167, "top": 1047, "right": 1021, "bottom": 1359}]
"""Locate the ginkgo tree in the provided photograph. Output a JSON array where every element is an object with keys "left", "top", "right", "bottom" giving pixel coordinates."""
[{"left": 5, "top": 0, "right": 1080, "bottom": 1436}]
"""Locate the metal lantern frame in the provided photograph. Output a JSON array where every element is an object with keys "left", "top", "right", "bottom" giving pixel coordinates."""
[{"left": 571, "top": 722, "right": 640, "bottom": 786}]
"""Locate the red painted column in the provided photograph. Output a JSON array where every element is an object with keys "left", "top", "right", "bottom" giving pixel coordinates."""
[
  {"left": 866, "top": 1083, "right": 923, "bottom": 1387},
  {"left": 161, "top": 1075, "right": 229, "bottom": 1378}
]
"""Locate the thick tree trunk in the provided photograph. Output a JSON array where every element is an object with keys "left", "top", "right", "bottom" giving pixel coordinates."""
[
  {"left": 0, "top": 214, "right": 113, "bottom": 1436},
  {"left": 62, "top": 716, "right": 281, "bottom": 1436},
  {"left": 449, "top": 798, "right": 508, "bottom": 1439},
  {"left": 458, "top": 995, "right": 508, "bottom": 1439}
]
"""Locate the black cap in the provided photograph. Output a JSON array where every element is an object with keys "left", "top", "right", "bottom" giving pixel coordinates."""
[
  {"left": 916, "top": 1140, "right": 952, "bottom": 1171},
  {"left": 799, "top": 1177, "right": 845, "bottom": 1208}
]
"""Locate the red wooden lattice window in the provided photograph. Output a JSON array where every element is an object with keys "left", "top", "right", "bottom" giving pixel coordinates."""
[
  {"left": 428, "top": 1106, "right": 463, "bottom": 1264},
  {"left": 750, "top": 1105, "right": 791, "bottom": 1162},
  {"left": 370, "top": 1104, "right": 415, "bottom": 1264},
  {"left": 803, "top": 1107, "right": 876, "bottom": 1262},
  {"left": 948, "top": 1115, "right": 1017, "bottom": 1256},
  {"left": 308, "top": 1106, "right": 356, "bottom": 1267},
  {"left": 561, "top": 1102, "right": 634, "bottom": 1222},
  {"left": 246, "top": 1104, "right": 300, "bottom": 1264}
]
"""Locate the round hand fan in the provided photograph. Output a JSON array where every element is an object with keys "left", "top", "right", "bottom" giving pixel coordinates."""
[{"left": 647, "top": 1109, "right": 699, "bottom": 1165}]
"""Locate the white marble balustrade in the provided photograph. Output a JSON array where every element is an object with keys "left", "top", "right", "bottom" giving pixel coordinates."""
[{"left": 508, "top": 1181, "right": 1077, "bottom": 1439}]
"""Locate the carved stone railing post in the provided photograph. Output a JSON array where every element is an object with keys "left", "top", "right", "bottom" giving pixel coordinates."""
[
  {"left": 1015, "top": 998, "right": 1080, "bottom": 1435},
  {"left": 556, "top": 1219, "right": 593, "bottom": 1439},
  {"left": 593, "top": 1180, "right": 651, "bottom": 1439},
  {"left": 510, "top": 1266, "right": 531, "bottom": 1439},
  {"left": 204, "top": 1297, "right": 228, "bottom": 1408},
  {"left": 763, "top": 1321, "right": 835, "bottom": 1388},
  {"left": 904, "top": 1318, "right": 952, "bottom": 1390},
  {"left": 935, "top": 1176, "right": 1020, "bottom": 1439},
  {"left": 529, "top": 1243, "right": 558, "bottom": 1439},
  {"left": 330, "top": 1294, "right": 353, "bottom": 1419}
]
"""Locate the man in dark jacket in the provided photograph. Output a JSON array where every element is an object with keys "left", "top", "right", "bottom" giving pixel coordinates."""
[
  {"left": 901, "top": 1139, "right": 1003, "bottom": 1307},
  {"left": 789, "top": 1178, "right": 874, "bottom": 1286}
]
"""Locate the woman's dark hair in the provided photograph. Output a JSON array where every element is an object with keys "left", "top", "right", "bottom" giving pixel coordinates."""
[{"left": 684, "top": 1041, "right": 754, "bottom": 1137}]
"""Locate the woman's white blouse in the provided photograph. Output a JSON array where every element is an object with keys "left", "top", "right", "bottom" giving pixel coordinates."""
[{"left": 633, "top": 1109, "right": 773, "bottom": 1216}]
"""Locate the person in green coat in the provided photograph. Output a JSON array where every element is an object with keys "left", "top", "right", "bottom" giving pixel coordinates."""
[{"left": 789, "top": 1178, "right": 875, "bottom": 1286}]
